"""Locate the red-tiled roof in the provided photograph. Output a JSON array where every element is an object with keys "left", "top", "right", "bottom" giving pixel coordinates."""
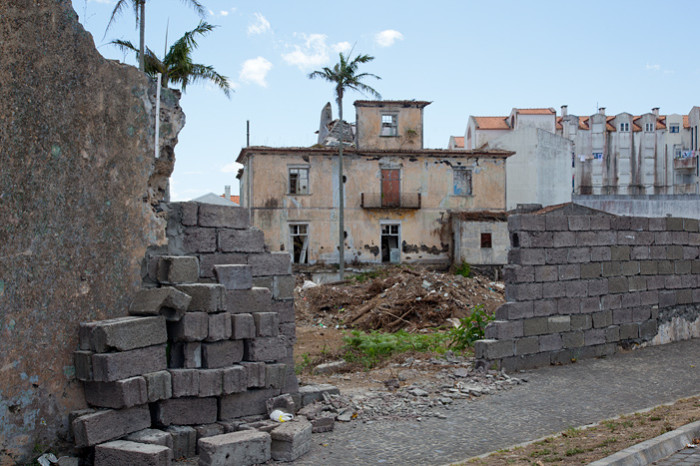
[
  {"left": 515, "top": 108, "right": 555, "bottom": 115},
  {"left": 473, "top": 116, "right": 510, "bottom": 130},
  {"left": 452, "top": 136, "right": 464, "bottom": 148},
  {"left": 684, "top": 115, "right": 690, "bottom": 128},
  {"left": 220, "top": 194, "right": 240, "bottom": 205}
]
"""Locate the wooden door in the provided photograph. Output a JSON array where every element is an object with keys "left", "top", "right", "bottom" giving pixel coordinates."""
[{"left": 381, "top": 169, "right": 400, "bottom": 207}]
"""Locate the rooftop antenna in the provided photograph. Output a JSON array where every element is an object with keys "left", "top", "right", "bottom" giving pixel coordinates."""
[{"left": 246, "top": 120, "right": 250, "bottom": 147}]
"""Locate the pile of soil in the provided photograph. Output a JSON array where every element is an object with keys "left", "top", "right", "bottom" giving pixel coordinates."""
[{"left": 295, "top": 266, "right": 505, "bottom": 332}]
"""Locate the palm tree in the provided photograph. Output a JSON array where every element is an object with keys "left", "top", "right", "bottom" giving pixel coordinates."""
[
  {"left": 105, "top": 0, "right": 205, "bottom": 72},
  {"left": 112, "top": 21, "right": 231, "bottom": 97},
  {"left": 309, "top": 52, "right": 381, "bottom": 279}
]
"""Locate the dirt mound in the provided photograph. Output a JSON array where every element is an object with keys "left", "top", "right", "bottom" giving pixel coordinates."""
[{"left": 295, "top": 266, "right": 505, "bottom": 332}]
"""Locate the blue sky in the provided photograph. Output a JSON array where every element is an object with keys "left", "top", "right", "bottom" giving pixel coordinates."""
[{"left": 71, "top": 0, "right": 700, "bottom": 200}]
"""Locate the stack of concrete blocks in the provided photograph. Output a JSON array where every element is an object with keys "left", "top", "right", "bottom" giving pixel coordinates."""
[
  {"left": 71, "top": 203, "right": 308, "bottom": 464},
  {"left": 476, "top": 204, "right": 700, "bottom": 372}
]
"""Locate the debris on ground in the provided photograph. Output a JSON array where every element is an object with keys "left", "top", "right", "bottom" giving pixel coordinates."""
[{"left": 295, "top": 266, "right": 505, "bottom": 332}]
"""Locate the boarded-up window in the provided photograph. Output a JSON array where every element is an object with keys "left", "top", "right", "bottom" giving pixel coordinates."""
[
  {"left": 480, "top": 233, "right": 492, "bottom": 248},
  {"left": 381, "top": 169, "right": 400, "bottom": 207},
  {"left": 453, "top": 168, "right": 472, "bottom": 196},
  {"left": 380, "top": 114, "right": 398, "bottom": 136},
  {"left": 289, "top": 167, "right": 309, "bottom": 194}
]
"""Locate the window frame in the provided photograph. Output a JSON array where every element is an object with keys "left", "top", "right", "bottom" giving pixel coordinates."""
[
  {"left": 619, "top": 122, "right": 630, "bottom": 132},
  {"left": 670, "top": 124, "right": 680, "bottom": 134},
  {"left": 453, "top": 167, "right": 473, "bottom": 196},
  {"left": 380, "top": 113, "right": 398, "bottom": 137},
  {"left": 480, "top": 232, "right": 493, "bottom": 249},
  {"left": 645, "top": 122, "right": 654, "bottom": 132},
  {"left": 288, "top": 166, "right": 310, "bottom": 195}
]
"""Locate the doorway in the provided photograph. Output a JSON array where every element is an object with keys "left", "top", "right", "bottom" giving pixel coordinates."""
[
  {"left": 289, "top": 223, "right": 309, "bottom": 264},
  {"left": 381, "top": 169, "right": 400, "bottom": 207},
  {"left": 381, "top": 223, "right": 400, "bottom": 263}
]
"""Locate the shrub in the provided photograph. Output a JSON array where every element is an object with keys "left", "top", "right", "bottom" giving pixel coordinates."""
[
  {"left": 448, "top": 304, "right": 494, "bottom": 351},
  {"left": 455, "top": 262, "right": 471, "bottom": 277},
  {"left": 342, "top": 329, "right": 449, "bottom": 369}
]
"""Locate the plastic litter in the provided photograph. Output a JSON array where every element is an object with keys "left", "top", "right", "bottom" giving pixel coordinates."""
[
  {"left": 270, "top": 409, "right": 293, "bottom": 422},
  {"left": 37, "top": 453, "right": 58, "bottom": 466}
]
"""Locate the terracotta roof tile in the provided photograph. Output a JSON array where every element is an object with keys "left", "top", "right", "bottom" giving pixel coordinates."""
[
  {"left": 684, "top": 115, "right": 690, "bottom": 128},
  {"left": 515, "top": 108, "right": 555, "bottom": 115},
  {"left": 452, "top": 136, "right": 464, "bottom": 148},
  {"left": 473, "top": 116, "right": 510, "bottom": 130}
]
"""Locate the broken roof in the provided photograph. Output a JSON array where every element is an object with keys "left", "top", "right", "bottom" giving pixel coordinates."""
[{"left": 354, "top": 100, "right": 431, "bottom": 108}]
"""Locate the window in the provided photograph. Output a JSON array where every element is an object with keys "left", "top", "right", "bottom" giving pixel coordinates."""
[
  {"left": 288, "top": 167, "right": 309, "bottom": 194},
  {"left": 289, "top": 223, "right": 309, "bottom": 264},
  {"left": 480, "top": 233, "right": 492, "bottom": 249},
  {"left": 670, "top": 124, "right": 680, "bottom": 133},
  {"left": 453, "top": 168, "right": 472, "bottom": 196},
  {"left": 619, "top": 122, "right": 629, "bottom": 132},
  {"left": 645, "top": 123, "right": 654, "bottom": 132},
  {"left": 380, "top": 114, "right": 398, "bottom": 137}
]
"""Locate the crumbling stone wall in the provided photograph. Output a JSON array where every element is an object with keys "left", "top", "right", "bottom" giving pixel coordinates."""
[
  {"left": 476, "top": 205, "right": 700, "bottom": 371},
  {"left": 0, "top": 1, "right": 184, "bottom": 462}
]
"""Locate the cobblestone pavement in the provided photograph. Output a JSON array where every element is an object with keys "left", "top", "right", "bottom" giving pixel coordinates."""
[
  {"left": 292, "top": 339, "right": 700, "bottom": 465},
  {"left": 654, "top": 446, "right": 700, "bottom": 465}
]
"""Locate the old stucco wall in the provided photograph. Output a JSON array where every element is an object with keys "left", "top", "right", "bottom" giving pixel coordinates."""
[{"left": 0, "top": 1, "right": 184, "bottom": 462}]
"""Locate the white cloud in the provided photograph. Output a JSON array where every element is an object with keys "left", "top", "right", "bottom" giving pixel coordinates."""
[
  {"left": 248, "top": 13, "right": 270, "bottom": 35},
  {"left": 220, "top": 10, "right": 229, "bottom": 16},
  {"left": 209, "top": 8, "right": 236, "bottom": 18},
  {"left": 646, "top": 62, "right": 674, "bottom": 75},
  {"left": 240, "top": 57, "right": 273, "bottom": 87},
  {"left": 375, "top": 29, "right": 404, "bottom": 47},
  {"left": 282, "top": 34, "right": 351, "bottom": 70},
  {"left": 221, "top": 163, "right": 240, "bottom": 173},
  {"left": 646, "top": 63, "right": 661, "bottom": 71}
]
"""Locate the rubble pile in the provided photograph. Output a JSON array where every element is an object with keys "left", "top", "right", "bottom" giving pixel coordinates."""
[{"left": 296, "top": 266, "right": 505, "bottom": 331}]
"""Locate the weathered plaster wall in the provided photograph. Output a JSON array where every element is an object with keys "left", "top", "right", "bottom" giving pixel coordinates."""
[
  {"left": 245, "top": 150, "right": 507, "bottom": 266},
  {"left": 574, "top": 195, "right": 700, "bottom": 219},
  {"left": 452, "top": 217, "right": 509, "bottom": 266},
  {"left": 355, "top": 104, "right": 424, "bottom": 151},
  {"left": 0, "top": 1, "right": 184, "bottom": 462}
]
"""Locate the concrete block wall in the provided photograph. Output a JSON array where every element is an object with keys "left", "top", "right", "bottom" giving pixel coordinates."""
[
  {"left": 476, "top": 207, "right": 700, "bottom": 371},
  {"left": 72, "top": 204, "right": 301, "bottom": 461}
]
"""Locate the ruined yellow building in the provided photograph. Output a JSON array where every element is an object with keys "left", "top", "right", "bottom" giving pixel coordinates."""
[{"left": 237, "top": 101, "right": 513, "bottom": 267}]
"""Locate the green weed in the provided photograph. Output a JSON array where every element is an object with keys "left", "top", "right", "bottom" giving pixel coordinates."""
[
  {"left": 454, "top": 262, "right": 471, "bottom": 278},
  {"left": 447, "top": 304, "right": 494, "bottom": 351},
  {"left": 342, "top": 329, "right": 449, "bottom": 369}
]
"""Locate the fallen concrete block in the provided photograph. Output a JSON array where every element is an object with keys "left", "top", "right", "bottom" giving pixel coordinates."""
[
  {"left": 310, "top": 415, "right": 335, "bottom": 433},
  {"left": 198, "top": 369, "right": 223, "bottom": 397},
  {"left": 83, "top": 376, "right": 148, "bottom": 409},
  {"left": 129, "top": 287, "right": 191, "bottom": 321},
  {"left": 80, "top": 316, "right": 167, "bottom": 353},
  {"left": 198, "top": 204, "right": 250, "bottom": 229},
  {"left": 244, "top": 336, "right": 287, "bottom": 362},
  {"left": 167, "top": 312, "right": 208, "bottom": 342},
  {"left": 248, "top": 252, "right": 292, "bottom": 277},
  {"left": 199, "top": 253, "right": 247, "bottom": 278},
  {"left": 206, "top": 312, "right": 232, "bottom": 342},
  {"left": 266, "top": 394, "right": 297, "bottom": 416},
  {"left": 194, "top": 423, "right": 225, "bottom": 443},
  {"left": 157, "top": 255, "right": 199, "bottom": 284},
  {"left": 73, "top": 405, "right": 151, "bottom": 447},
  {"left": 225, "top": 287, "right": 272, "bottom": 314},
  {"left": 238, "top": 419, "right": 278, "bottom": 433},
  {"left": 270, "top": 418, "right": 312, "bottom": 462},
  {"left": 169, "top": 342, "right": 202, "bottom": 368},
  {"left": 214, "top": 264, "right": 253, "bottom": 290},
  {"left": 144, "top": 370, "right": 173, "bottom": 402},
  {"left": 253, "top": 312, "right": 279, "bottom": 337},
  {"left": 165, "top": 425, "right": 197, "bottom": 459},
  {"left": 298, "top": 384, "right": 340, "bottom": 407},
  {"left": 94, "top": 440, "right": 171, "bottom": 466},
  {"left": 176, "top": 284, "right": 224, "bottom": 313},
  {"left": 231, "top": 313, "right": 255, "bottom": 340},
  {"left": 155, "top": 397, "right": 218, "bottom": 426},
  {"left": 202, "top": 340, "right": 244, "bottom": 368},
  {"left": 124, "top": 428, "right": 174, "bottom": 450},
  {"left": 240, "top": 362, "right": 266, "bottom": 388},
  {"left": 91, "top": 345, "right": 167, "bottom": 382},
  {"left": 219, "top": 388, "right": 281, "bottom": 420},
  {"left": 170, "top": 369, "right": 200, "bottom": 398},
  {"left": 198, "top": 430, "right": 271, "bottom": 466},
  {"left": 222, "top": 365, "right": 246, "bottom": 395}
]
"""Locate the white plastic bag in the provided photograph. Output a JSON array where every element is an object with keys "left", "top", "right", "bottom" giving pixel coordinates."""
[{"left": 269, "top": 409, "right": 294, "bottom": 422}]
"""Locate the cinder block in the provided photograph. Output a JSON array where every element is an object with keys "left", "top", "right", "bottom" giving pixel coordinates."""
[
  {"left": 195, "top": 423, "right": 225, "bottom": 442},
  {"left": 495, "top": 302, "right": 533, "bottom": 320},
  {"left": 568, "top": 216, "right": 590, "bottom": 231},
  {"left": 587, "top": 279, "right": 608, "bottom": 296},
  {"left": 94, "top": 440, "right": 171, "bottom": 466},
  {"left": 539, "top": 334, "right": 563, "bottom": 352},
  {"left": 129, "top": 287, "right": 191, "bottom": 321},
  {"left": 166, "top": 425, "right": 197, "bottom": 459},
  {"left": 74, "top": 350, "right": 93, "bottom": 381},
  {"left": 214, "top": 264, "right": 253, "bottom": 290},
  {"left": 222, "top": 365, "right": 247, "bottom": 394},
  {"left": 207, "top": 312, "right": 232, "bottom": 342},
  {"left": 640, "top": 319, "right": 659, "bottom": 340},
  {"left": 168, "top": 312, "right": 209, "bottom": 342},
  {"left": 474, "top": 338, "right": 514, "bottom": 359},
  {"left": 522, "top": 317, "right": 548, "bottom": 336},
  {"left": 270, "top": 418, "right": 312, "bottom": 461},
  {"left": 534, "top": 265, "right": 558, "bottom": 282},
  {"left": 202, "top": 340, "right": 244, "bottom": 368},
  {"left": 198, "top": 430, "right": 271, "bottom": 466},
  {"left": 249, "top": 252, "right": 292, "bottom": 277},
  {"left": 219, "top": 388, "right": 282, "bottom": 420},
  {"left": 199, "top": 253, "right": 248, "bottom": 278},
  {"left": 590, "top": 247, "right": 611, "bottom": 262},
  {"left": 244, "top": 336, "right": 287, "bottom": 362},
  {"left": 542, "top": 282, "right": 566, "bottom": 299},
  {"left": 592, "top": 310, "right": 612, "bottom": 328},
  {"left": 567, "top": 247, "right": 590, "bottom": 263},
  {"left": 666, "top": 217, "right": 684, "bottom": 231},
  {"left": 144, "top": 371, "right": 173, "bottom": 403},
  {"left": 605, "top": 326, "right": 620, "bottom": 343},
  {"left": 176, "top": 284, "right": 224, "bottom": 313},
  {"left": 266, "top": 394, "right": 297, "bottom": 416},
  {"left": 514, "top": 336, "right": 539, "bottom": 355},
  {"left": 562, "top": 331, "right": 584, "bottom": 348},
  {"left": 124, "top": 428, "right": 174, "bottom": 450},
  {"left": 241, "top": 362, "right": 267, "bottom": 388},
  {"left": 231, "top": 313, "right": 256, "bottom": 340},
  {"left": 170, "top": 369, "right": 200, "bottom": 397},
  {"left": 199, "top": 369, "right": 224, "bottom": 397},
  {"left": 265, "top": 363, "right": 288, "bottom": 390},
  {"left": 584, "top": 328, "right": 606, "bottom": 345},
  {"left": 157, "top": 256, "right": 199, "bottom": 284},
  {"left": 579, "top": 263, "right": 601, "bottom": 279},
  {"left": 80, "top": 316, "right": 167, "bottom": 353},
  {"left": 198, "top": 204, "right": 250, "bottom": 228},
  {"left": 254, "top": 312, "right": 280, "bottom": 337},
  {"left": 485, "top": 320, "right": 523, "bottom": 339},
  {"left": 183, "top": 227, "right": 217, "bottom": 253},
  {"left": 169, "top": 342, "right": 202, "bottom": 368},
  {"left": 83, "top": 376, "right": 147, "bottom": 409},
  {"left": 570, "top": 314, "right": 592, "bottom": 331},
  {"left": 218, "top": 229, "right": 265, "bottom": 253},
  {"left": 73, "top": 405, "right": 151, "bottom": 447},
  {"left": 565, "top": 281, "right": 587, "bottom": 298},
  {"left": 225, "top": 287, "right": 273, "bottom": 314},
  {"left": 279, "top": 322, "right": 296, "bottom": 341},
  {"left": 156, "top": 397, "right": 218, "bottom": 426},
  {"left": 273, "top": 275, "right": 296, "bottom": 300},
  {"left": 553, "top": 231, "right": 576, "bottom": 248},
  {"left": 92, "top": 345, "right": 167, "bottom": 382},
  {"left": 620, "top": 322, "right": 640, "bottom": 340}
]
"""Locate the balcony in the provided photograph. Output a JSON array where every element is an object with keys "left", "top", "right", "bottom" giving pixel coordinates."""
[
  {"left": 674, "top": 156, "right": 697, "bottom": 171},
  {"left": 361, "top": 192, "right": 421, "bottom": 209}
]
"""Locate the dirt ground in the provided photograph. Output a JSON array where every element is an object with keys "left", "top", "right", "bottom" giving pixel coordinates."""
[{"left": 291, "top": 265, "right": 700, "bottom": 464}]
